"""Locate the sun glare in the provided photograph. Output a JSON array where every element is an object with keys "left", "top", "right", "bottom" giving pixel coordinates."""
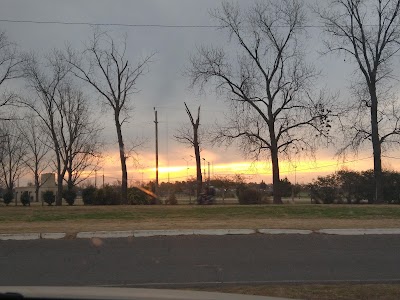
[{"left": 82, "top": 150, "right": 400, "bottom": 186}]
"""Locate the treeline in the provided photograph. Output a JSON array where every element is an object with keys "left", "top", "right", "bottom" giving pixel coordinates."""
[{"left": 309, "top": 170, "right": 400, "bottom": 204}]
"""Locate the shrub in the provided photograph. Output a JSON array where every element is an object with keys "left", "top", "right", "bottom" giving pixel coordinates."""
[
  {"left": 82, "top": 186, "right": 96, "bottom": 205},
  {"left": 63, "top": 189, "right": 77, "bottom": 206},
  {"left": 382, "top": 171, "right": 400, "bottom": 204},
  {"left": 94, "top": 185, "right": 121, "bottom": 205},
  {"left": 237, "top": 188, "right": 263, "bottom": 204},
  {"left": 20, "top": 191, "right": 31, "bottom": 206},
  {"left": 309, "top": 174, "right": 341, "bottom": 204},
  {"left": 279, "top": 177, "right": 293, "bottom": 197},
  {"left": 165, "top": 192, "right": 178, "bottom": 205},
  {"left": 3, "top": 191, "right": 13, "bottom": 205},
  {"left": 42, "top": 190, "right": 55, "bottom": 206},
  {"left": 127, "top": 187, "right": 160, "bottom": 205},
  {"left": 128, "top": 187, "right": 147, "bottom": 205}
]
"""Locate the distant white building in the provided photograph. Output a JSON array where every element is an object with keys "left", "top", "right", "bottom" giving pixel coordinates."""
[{"left": 15, "top": 173, "right": 58, "bottom": 203}]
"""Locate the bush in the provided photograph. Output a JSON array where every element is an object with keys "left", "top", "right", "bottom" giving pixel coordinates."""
[
  {"left": 382, "top": 171, "right": 400, "bottom": 204},
  {"left": 128, "top": 187, "right": 147, "bottom": 205},
  {"left": 308, "top": 174, "right": 341, "bottom": 204},
  {"left": 63, "top": 189, "right": 77, "bottom": 206},
  {"left": 3, "top": 191, "right": 13, "bottom": 205},
  {"left": 94, "top": 185, "right": 121, "bottom": 205},
  {"left": 127, "top": 187, "right": 160, "bottom": 205},
  {"left": 237, "top": 188, "right": 263, "bottom": 205},
  {"left": 279, "top": 177, "right": 293, "bottom": 197},
  {"left": 165, "top": 192, "right": 178, "bottom": 205},
  {"left": 20, "top": 191, "right": 31, "bottom": 206},
  {"left": 42, "top": 190, "right": 55, "bottom": 206},
  {"left": 82, "top": 186, "right": 96, "bottom": 205}
]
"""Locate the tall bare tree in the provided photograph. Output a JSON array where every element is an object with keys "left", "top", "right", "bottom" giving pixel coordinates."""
[
  {"left": 17, "top": 114, "right": 52, "bottom": 205},
  {"left": 0, "top": 30, "right": 24, "bottom": 117},
  {"left": 57, "top": 85, "right": 102, "bottom": 190},
  {"left": 316, "top": 0, "right": 400, "bottom": 203},
  {"left": 174, "top": 102, "right": 203, "bottom": 196},
  {"left": 68, "top": 30, "right": 153, "bottom": 204},
  {"left": 22, "top": 50, "right": 71, "bottom": 205},
  {"left": 188, "top": 1, "right": 334, "bottom": 203},
  {"left": 23, "top": 50, "right": 101, "bottom": 205},
  {"left": 0, "top": 120, "right": 27, "bottom": 195}
]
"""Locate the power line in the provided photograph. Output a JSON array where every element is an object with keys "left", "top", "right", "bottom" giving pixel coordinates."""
[
  {"left": 0, "top": 18, "right": 389, "bottom": 30},
  {"left": 0, "top": 19, "right": 336, "bottom": 29},
  {"left": 293, "top": 156, "right": 373, "bottom": 173},
  {"left": 382, "top": 155, "right": 400, "bottom": 160},
  {"left": 0, "top": 19, "right": 218, "bottom": 28}
]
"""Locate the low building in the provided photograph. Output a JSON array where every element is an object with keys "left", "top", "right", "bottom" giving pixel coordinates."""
[{"left": 15, "top": 173, "right": 58, "bottom": 203}]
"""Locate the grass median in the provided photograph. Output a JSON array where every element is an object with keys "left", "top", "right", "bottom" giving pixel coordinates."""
[{"left": 1, "top": 204, "right": 400, "bottom": 233}]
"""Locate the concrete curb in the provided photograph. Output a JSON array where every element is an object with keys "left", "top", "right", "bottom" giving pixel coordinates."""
[
  {"left": 0, "top": 233, "right": 41, "bottom": 240},
  {"left": 41, "top": 233, "right": 67, "bottom": 239},
  {"left": 317, "top": 228, "right": 400, "bottom": 235},
  {"left": 2, "top": 228, "right": 400, "bottom": 240},
  {"left": 258, "top": 229, "right": 313, "bottom": 235},
  {"left": 76, "top": 231, "right": 133, "bottom": 239},
  {"left": 133, "top": 229, "right": 194, "bottom": 237}
]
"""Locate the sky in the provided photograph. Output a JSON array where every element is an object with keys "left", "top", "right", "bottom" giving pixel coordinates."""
[{"left": 2, "top": 0, "right": 400, "bottom": 186}]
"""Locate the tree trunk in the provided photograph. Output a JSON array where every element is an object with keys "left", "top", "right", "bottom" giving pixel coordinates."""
[
  {"left": 115, "top": 113, "right": 128, "bottom": 204},
  {"left": 34, "top": 172, "right": 40, "bottom": 205},
  {"left": 67, "top": 168, "right": 74, "bottom": 191},
  {"left": 194, "top": 132, "right": 202, "bottom": 198},
  {"left": 56, "top": 155, "right": 63, "bottom": 206},
  {"left": 271, "top": 146, "right": 282, "bottom": 204},
  {"left": 369, "top": 85, "right": 383, "bottom": 203}
]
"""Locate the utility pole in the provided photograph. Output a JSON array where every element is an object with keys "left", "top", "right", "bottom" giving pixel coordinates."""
[
  {"left": 102, "top": 169, "right": 105, "bottom": 188},
  {"left": 182, "top": 157, "right": 190, "bottom": 181},
  {"left": 95, "top": 170, "right": 97, "bottom": 188},
  {"left": 208, "top": 161, "right": 210, "bottom": 185},
  {"left": 202, "top": 158, "right": 206, "bottom": 183},
  {"left": 154, "top": 107, "right": 159, "bottom": 195},
  {"left": 291, "top": 165, "right": 297, "bottom": 203},
  {"left": 183, "top": 157, "right": 191, "bottom": 204}
]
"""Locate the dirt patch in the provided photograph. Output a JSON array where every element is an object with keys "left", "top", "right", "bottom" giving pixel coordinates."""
[
  {"left": 194, "top": 284, "right": 400, "bottom": 300},
  {"left": 1, "top": 218, "right": 400, "bottom": 234}
]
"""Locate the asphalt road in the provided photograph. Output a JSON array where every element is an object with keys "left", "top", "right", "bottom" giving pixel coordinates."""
[{"left": 1, "top": 234, "right": 400, "bottom": 287}]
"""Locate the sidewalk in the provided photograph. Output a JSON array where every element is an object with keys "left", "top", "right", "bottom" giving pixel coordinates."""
[{"left": 1, "top": 228, "right": 400, "bottom": 240}]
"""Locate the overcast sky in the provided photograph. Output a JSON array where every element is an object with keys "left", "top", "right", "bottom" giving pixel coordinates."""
[{"left": 2, "top": 0, "right": 400, "bottom": 184}]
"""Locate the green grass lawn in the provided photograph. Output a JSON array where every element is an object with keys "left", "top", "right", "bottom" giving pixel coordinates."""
[{"left": 2, "top": 204, "right": 400, "bottom": 223}]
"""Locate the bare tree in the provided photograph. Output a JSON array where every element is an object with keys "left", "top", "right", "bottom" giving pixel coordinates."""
[
  {"left": 17, "top": 114, "right": 52, "bottom": 205},
  {"left": 0, "top": 30, "right": 24, "bottom": 118},
  {"left": 22, "top": 50, "right": 72, "bottom": 205},
  {"left": 57, "top": 85, "right": 103, "bottom": 190},
  {"left": 0, "top": 120, "right": 27, "bottom": 196},
  {"left": 68, "top": 30, "right": 153, "bottom": 204},
  {"left": 23, "top": 51, "right": 101, "bottom": 205},
  {"left": 188, "top": 1, "right": 334, "bottom": 204},
  {"left": 174, "top": 102, "right": 203, "bottom": 196},
  {"left": 316, "top": 0, "right": 400, "bottom": 203}
]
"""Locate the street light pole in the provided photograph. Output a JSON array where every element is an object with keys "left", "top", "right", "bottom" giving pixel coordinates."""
[
  {"left": 207, "top": 161, "right": 210, "bottom": 185},
  {"left": 202, "top": 158, "right": 210, "bottom": 186},
  {"left": 182, "top": 158, "right": 189, "bottom": 181},
  {"left": 291, "top": 165, "right": 297, "bottom": 203},
  {"left": 154, "top": 108, "right": 159, "bottom": 195},
  {"left": 182, "top": 157, "right": 191, "bottom": 204}
]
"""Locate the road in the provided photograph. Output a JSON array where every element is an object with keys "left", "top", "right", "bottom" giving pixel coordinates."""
[{"left": 1, "top": 234, "right": 400, "bottom": 287}]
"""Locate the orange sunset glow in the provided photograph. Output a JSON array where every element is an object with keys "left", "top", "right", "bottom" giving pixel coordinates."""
[{"left": 87, "top": 151, "right": 400, "bottom": 186}]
